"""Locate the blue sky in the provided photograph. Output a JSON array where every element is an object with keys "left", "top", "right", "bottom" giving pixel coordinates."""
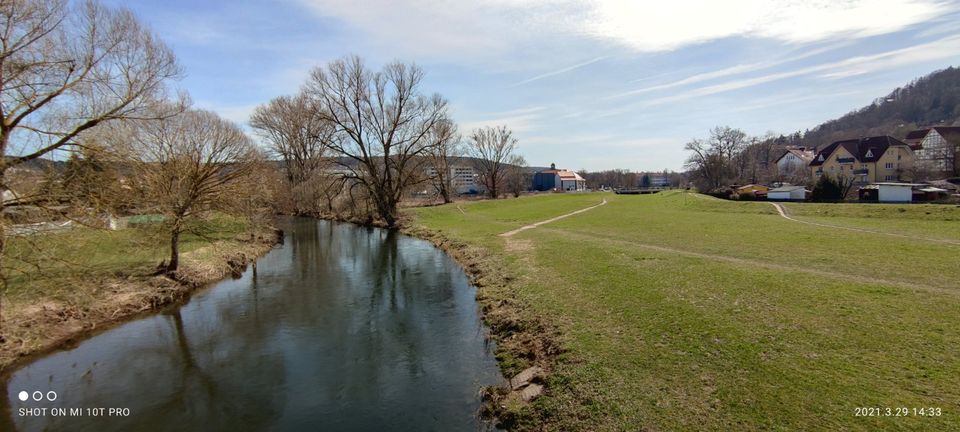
[{"left": 104, "top": 0, "right": 960, "bottom": 171}]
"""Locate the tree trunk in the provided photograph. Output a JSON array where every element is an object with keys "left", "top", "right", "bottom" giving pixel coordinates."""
[
  {"left": 0, "top": 166, "right": 8, "bottom": 342},
  {"left": 168, "top": 229, "right": 181, "bottom": 273}
]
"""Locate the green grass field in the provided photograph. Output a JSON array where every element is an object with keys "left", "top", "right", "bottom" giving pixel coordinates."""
[
  {"left": 4, "top": 215, "right": 251, "bottom": 305},
  {"left": 411, "top": 192, "right": 960, "bottom": 431}
]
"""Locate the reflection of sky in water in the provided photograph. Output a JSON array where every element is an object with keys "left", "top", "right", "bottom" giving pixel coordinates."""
[{"left": 2, "top": 218, "right": 503, "bottom": 432}]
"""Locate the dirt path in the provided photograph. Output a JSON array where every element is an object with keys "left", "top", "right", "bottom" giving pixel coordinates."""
[
  {"left": 499, "top": 199, "right": 608, "bottom": 237},
  {"left": 553, "top": 228, "right": 955, "bottom": 295},
  {"left": 768, "top": 202, "right": 960, "bottom": 246}
]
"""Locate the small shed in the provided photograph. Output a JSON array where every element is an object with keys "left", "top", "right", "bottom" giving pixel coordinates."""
[
  {"left": 916, "top": 186, "right": 949, "bottom": 202},
  {"left": 768, "top": 185, "right": 807, "bottom": 201},
  {"left": 874, "top": 182, "right": 924, "bottom": 203}
]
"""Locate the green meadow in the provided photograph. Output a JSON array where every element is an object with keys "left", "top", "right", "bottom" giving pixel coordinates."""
[{"left": 411, "top": 191, "right": 960, "bottom": 431}]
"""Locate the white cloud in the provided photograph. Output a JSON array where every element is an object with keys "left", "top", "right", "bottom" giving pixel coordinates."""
[
  {"left": 458, "top": 106, "right": 547, "bottom": 133},
  {"left": 511, "top": 56, "right": 607, "bottom": 86},
  {"left": 586, "top": 0, "right": 946, "bottom": 51},
  {"left": 636, "top": 35, "right": 960, "bottom": 106},
  {"left": 610, "top": 40, "right": 856, "bottom": 99},
  {"left": 295, "top": 0, "right": 952, "bottom": 62}
]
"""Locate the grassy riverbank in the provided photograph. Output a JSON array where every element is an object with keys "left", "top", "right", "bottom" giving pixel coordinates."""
[
  {"left": 410, "top": 191, "right": 960, "bottom": 431},
  {"left": 0, "top": 215, "right": 278, "bottom": 371}
]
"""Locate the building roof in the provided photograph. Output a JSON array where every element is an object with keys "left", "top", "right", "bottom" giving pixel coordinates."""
[
  {"left": 558, "top": 171, "right": 584, "bottom": 181},
  {"left": 769, "top": 186, "right": 807, "bottom": 192},
  {"left": 537, "top": 166, "right": 583, "bottom": 181},
  {"left": 809, "top": 136, "right": 908, "bottom": 167},
  {"left": 903, "top": 127, "right": 960, "bottom": 149},
  {"left": 873, "top": 182, "right": 926, "bottom": 187},
  {"left": 774, "top": 148, "right": 815, "bottom": 164}
]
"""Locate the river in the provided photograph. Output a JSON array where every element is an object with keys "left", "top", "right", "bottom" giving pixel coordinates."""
[{"left": 1, "top": 218, "right": 504, "bottom": 431}]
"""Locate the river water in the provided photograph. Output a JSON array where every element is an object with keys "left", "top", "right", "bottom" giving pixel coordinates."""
[{"left": 1, "top": 218, "right": 503, "bottom": 431}]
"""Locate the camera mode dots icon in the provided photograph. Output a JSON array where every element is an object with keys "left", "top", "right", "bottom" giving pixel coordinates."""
[{"left": 18, "top": 391, "right": 29, "bottom": 402}]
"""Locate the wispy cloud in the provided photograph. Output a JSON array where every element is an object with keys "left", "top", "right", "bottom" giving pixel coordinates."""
[
  {"left": 638, "top": 35, "right": 960, "bottom": 107},
  {"left": 511, "top": 56, "right": 606, "bottom": 86},
  {"left": 459, "top": 106, "right": 547, "bottom": 133},
  {"left": 609, "top": 40, "right": 854, "bottom": 99},
  {"left": 294, "top": 0, "right": 953, "bottom": 62},
  {"left": 587, "top": 0, "right": 949, "bottom": 51}
]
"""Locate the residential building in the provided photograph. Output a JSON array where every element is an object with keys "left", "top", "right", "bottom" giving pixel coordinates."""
[
  {"left": 809, "top": 136, "right": 914, "bottom": 184},
  {"left": 775, "top": 147, "right": 815, "bottom": 176},
  {"left": 903, "top": 127, "right": 960, "bottom": 176},
  {"left": 533, "top": 163, "right": 586, "bottom": 192}
]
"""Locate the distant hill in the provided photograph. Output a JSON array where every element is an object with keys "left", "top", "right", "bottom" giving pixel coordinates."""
[{"left": 799, "top": 66, "right": 960, "bottom": 147}]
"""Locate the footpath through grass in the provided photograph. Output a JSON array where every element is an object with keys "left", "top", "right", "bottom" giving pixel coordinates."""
[{"left": 411, "top": 191, "right": 960, "bottom": 431}]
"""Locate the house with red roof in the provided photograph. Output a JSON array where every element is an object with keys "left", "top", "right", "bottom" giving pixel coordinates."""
[{"left": 532, "top": 163, "right": 586, "bottom": 191}]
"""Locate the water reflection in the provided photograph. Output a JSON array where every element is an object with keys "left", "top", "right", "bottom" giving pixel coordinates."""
[{"left": 2, "top": 218, "right": 502, "bottom": 431}]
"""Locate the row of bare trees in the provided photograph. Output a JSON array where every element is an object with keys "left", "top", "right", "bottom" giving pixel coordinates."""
[
  {"left": 684, "top": 126, "right": 800, "bottom": 191},
  {"left": 0, "top": 1, "right": 528, "bottom": 297},
  {"left": 250, "top": 55, "right": 526, "bottom": 226}
]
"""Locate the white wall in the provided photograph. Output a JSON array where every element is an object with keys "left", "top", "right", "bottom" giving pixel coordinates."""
[
  {"left": 769, "top": 189, "right": 805, "bottom": 200},
  {"left": 878, "top": 185, "right": 912, "bottom": 202}
]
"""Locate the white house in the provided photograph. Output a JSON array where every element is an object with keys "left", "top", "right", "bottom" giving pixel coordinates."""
[
  {"left": 559, "top": 171, "right": 586, "bottom": 191},
  {"left": 767, "top": 185, "right": 807, "bottom": 201},
  {"left": 903, "top": 127, "right": 960, "bottom": 176},
  {"left": 775, "top": 148, "right": 815, "bottom": 176}
]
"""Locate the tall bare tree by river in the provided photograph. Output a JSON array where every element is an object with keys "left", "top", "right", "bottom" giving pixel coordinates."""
[
  {"left": 466, "top": 125, "right": 519, "bottom": 199},
  {"left": 250, "top": 93, "right": 338, "bottom": 214},
  {"left": 425, "top": 118, "right": 461, "bottom": 204},
  {"left": 126, "top": 109, "right": 261, "bottom": 274},
  {"left": 304, "top": 56, "right": 449, "bottom": 227}
]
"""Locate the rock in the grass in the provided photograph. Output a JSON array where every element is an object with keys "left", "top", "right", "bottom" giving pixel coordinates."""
[
  {"left": 509, "top": 366, "right": 542, "bottom": 390},
  {"left": 517, "top": 383, "right": 544, "bottom": 402}
]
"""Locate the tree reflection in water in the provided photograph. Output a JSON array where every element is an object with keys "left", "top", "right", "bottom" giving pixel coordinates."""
[{"left": 3, "top": 218, "right": 501, "bottom": 431}]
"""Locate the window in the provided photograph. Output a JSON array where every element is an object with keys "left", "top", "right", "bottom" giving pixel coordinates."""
[
  {"left": 885, "top": 175, "right": 895, "bottom": 181},
  {"left": 885, "top": 162, "right": 894, "bottom": 169}
]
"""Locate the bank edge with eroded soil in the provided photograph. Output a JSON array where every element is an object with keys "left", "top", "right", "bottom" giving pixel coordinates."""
[{"left": 0, "top": 228, "right": 281, "bottom": 373}]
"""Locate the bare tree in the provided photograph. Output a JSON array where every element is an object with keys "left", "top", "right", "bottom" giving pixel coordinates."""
[
  {"left": 425, "top": 118, "right": 460, "bottom": 203},
  {"left": 506, "top": 154, "right": 528, "bottom": 197},
  {"left": 304, "top": 55, "right": 448, "bottom": 227},
  {"left": 0, "top": 0, "right": 180, "bottom": 193},
  {"left": 466, "top": 125, "right": 518, "bottom": 199},
  {"left": 0, "top": 0, "right": 179, "bottom": 338},
  {"left": 250, "top": 93, "right": 335, "bottom": 214},
  {"left": 684, "top": 138, "right": 724, "bottom": 191},
  {"left": 127, "top": 109, "right": 260, "bottom": 274},
  {"left": 684, "top": 126, "right": 749, "bottom": 191}
]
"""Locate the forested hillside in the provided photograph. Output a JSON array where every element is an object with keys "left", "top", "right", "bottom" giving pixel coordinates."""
[{"left": 800, "top": 66, "right": 960, "bottom": 147}]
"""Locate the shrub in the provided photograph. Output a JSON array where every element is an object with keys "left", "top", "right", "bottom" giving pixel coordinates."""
[{"left": 812, "top": 174, "right": 843, "bottom": 201}]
